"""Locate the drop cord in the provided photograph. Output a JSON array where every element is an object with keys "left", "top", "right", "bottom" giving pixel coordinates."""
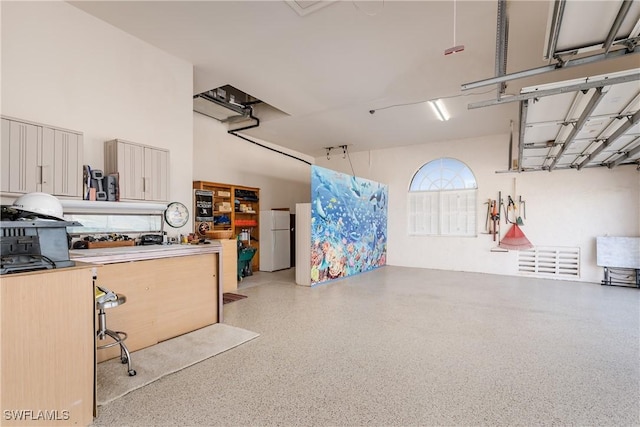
[
  {"left": 453, "top": 0, "right": 457, "bottom": 47},
  {"left": 345, "top": 146, "right": 356, "bottom": 177}
]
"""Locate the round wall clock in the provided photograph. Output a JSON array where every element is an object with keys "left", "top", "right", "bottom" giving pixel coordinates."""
[{"left": 164, "top": 202, "right": 189, "bottom": 228}]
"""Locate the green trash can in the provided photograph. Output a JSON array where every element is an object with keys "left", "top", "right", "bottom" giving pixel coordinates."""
[{"left": 237, "top": 246, "right": 257, "bottom": 280}]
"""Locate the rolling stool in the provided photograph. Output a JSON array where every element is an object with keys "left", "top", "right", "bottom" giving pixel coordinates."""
[{"left": 96, "top": 293, "right": 137, "bottom": 376}]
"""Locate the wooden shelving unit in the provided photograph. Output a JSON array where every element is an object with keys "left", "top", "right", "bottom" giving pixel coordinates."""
[{"left": 193, "top": 181, "right": 260, "bottom": 270}]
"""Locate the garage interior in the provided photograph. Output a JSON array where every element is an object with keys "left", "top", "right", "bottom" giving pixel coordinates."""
[{"left": 1, "top": 0, "right": 639, "bottom": 425}]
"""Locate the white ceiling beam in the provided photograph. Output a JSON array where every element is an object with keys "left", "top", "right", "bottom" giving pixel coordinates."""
[
  {"left": 462, "top": 46, "right": 639, "bottom": 93},
  {"left": 606, "top": 137, "right": 640, "bottom": 168},
  {"left": 527, "top": 109, "right": 640, "bottom": 128},
  {"left": 495, "top": 0, "right": 509, "bottom": 96},
  {"left": 542, "top": 90, "right": 587, "bottom": 166},
  {"left": 517, "top": 100, "right": 529, "bottom": 172},
  {"left": 549, "top": 87, "right": 608, "bottom": 171},
  {"left": 603, "top": 0, "right": 633, "bottom": 54},
  {"left": 629, "top": 16, "right": 640, "bottom": 39},
  {"left": 468, "top": 71, "right": 640, "bottom": 109},
  {"left": 577, "top": 109, "right": 640, "bottom": 169},
  {"left": 543, "top": 0, "right": 566, "bottom": 61}
]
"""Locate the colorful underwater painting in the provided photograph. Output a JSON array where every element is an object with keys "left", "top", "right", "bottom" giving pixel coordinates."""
[{"left": 310, "top": 165, "right": 388, "bottom": 285}]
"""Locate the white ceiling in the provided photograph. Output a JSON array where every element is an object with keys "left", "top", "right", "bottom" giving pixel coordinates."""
[{"left": 69, "top": 1, "right": 640, "bottom": 158}]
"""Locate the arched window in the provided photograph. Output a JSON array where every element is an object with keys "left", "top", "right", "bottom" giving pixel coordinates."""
[{"left": 408, "top": 158, "right": 477, "bottom": 236}]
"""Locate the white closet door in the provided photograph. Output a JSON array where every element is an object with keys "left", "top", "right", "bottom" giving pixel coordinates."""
[
  {"left": 8, "top": 120, "right": 41, "bottom": 194},
  {"left": 51, "top": 129, "right": 82, "bottom": 197},
  {"left": 1, "top": 119, "right": 10, "bottom": 193}
]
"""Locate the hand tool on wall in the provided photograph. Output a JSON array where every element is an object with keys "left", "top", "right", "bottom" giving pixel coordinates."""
[
  {"left": 491, "top": 200, "right": 498, "bottom": 241},
  {"left": 519, "top": 195, "right": 526, "bottom": 220},
  {"left": 516, "top": 196, "right": 525, "bottom": 225},
  {"left": 498, "top": 191, "right": 506, "bottom": 226},
  {"left": 506, "top": 195, "right": 516, "bottom": 224},
  {"left": 492, "top": 193, "right": 502, "bottom": 242},
  {"left": 499, "top": 223, "right": 533, "bottom": 250},
  {"left": 484, "top": 199, "right": 492, "bottom": 233}
]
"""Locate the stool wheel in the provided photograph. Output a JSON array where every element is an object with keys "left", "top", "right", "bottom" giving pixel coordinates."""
[
  {"left": 128, "top": 369, "right": 137, "bottom": 376},
  {"left": 121, "top": 356, "right": 129, "bottom": 364}
]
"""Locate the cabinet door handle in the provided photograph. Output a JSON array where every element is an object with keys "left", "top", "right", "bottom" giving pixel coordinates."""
[{"left": 40, "top": 165, "right": 51, "bottom": 184}]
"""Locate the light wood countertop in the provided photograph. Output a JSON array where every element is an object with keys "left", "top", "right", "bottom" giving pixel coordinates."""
[{"left": 69, "top": 241, "right": 222, "bottom": 264}]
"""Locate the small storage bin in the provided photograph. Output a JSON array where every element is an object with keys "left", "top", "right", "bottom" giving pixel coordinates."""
[{"left": 237, "top": 246, "right": 257, "bottom": 280}]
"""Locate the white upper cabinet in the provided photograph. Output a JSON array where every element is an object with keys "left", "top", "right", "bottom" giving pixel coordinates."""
[
  {"left": 144, "top": 146, "right": 169, "bottom": 202},
  {"left": 45, "top": 127, "right": 83, "bottom": 197},
  {"left": 0, "top": 117, "right": 83, "bottom": 197},
  {"left": 104, "top": 139, "right": 169, "bottom": 202}
]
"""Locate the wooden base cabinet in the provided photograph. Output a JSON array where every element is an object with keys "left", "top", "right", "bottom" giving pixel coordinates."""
[
  {"left": 95, "top": 254, "right": 218, "bottom": 362},
  {"left": 219, "top": 239, "right": 238, "bottom": 293},
  {"left": 1, "top": 266, "right": 95, "bottom": 426}
]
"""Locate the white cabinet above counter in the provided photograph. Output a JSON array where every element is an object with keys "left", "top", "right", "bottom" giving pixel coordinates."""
[
  {"left": 104, "top": 139, "right": 169, "bottom": 202},
  {"left": 1, "top": 116, "right": 83, "bottom": 198}
]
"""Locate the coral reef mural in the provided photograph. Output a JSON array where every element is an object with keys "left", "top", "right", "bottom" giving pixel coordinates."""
[{"left": 310, "top": 165, "right": 388, "bottom": 285}]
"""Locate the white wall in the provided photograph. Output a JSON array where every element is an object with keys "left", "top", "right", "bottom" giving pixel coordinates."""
[
  {"left": 193, "top": 113, "right": 312, "bottom": 212},
  {"left": 1, "top": 1, "right": 194, "bottom": 234},
  {"left": 315, "top": 135, "right": 639, "bottom": 283}
]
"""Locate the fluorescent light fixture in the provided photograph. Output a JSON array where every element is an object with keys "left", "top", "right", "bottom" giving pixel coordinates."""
[{"left": 428, "top": 99, "right": 450, "bottom": 121}]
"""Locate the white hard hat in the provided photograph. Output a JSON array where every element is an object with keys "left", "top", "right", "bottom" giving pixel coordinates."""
[{"left": 12, "top": 192, "right": 65, "bottom": 220}]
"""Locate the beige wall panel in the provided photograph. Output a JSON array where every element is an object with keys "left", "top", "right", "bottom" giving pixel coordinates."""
[{"left": 1, "top": 267, "right": 94, "bottom": 426}]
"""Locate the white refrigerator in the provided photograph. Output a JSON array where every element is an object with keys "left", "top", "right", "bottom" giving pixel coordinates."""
[{"left": 259, "top": 210, "right": 291, "bottom": 272}]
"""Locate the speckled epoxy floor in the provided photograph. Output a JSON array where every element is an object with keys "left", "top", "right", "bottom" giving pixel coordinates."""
[{"left": 92, "top": 266, "right": 640, "bottom": 426}]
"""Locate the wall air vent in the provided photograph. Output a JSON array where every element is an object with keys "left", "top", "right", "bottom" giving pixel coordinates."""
[{"left": 518, "top": 246, "right": 580, "bottom": 279}]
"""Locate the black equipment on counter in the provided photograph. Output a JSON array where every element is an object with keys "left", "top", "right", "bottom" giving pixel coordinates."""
[
  {"left": 1, "top": 206, "right": 81, "bottom": 275},
  {"left": 140, "top": 234, "right": 163, "bottom": 245}
]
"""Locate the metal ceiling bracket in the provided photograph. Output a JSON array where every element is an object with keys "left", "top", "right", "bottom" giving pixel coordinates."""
[
  {"left": 548, "top": 86, "right": 608, "bottom": 171},
  {"left": 577, "top": 109, "right": 640, "bottom": 170},
  {"left": 495, "top": 0, "right": 509, "bottom": 96},
  {"left": 468, "top": 71, "right": 640, "bottom": 109},
  {"left": 603, "top": 0, "right": 633, "bottom": 54},
  {"left": 462, "top": 46, "right": 639, "bottom": 93},
  {"left": 544, "top": 0, "right": 566, "bottom": 61},
  {"left": 517, "top": 100, "right": 528, "bottom": 172},
  {"left": 607, "top": 141, "right": 640, "bottom": 168},
  {"left": 555, "top": 35, "right": 639, "bottom": 58}
]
